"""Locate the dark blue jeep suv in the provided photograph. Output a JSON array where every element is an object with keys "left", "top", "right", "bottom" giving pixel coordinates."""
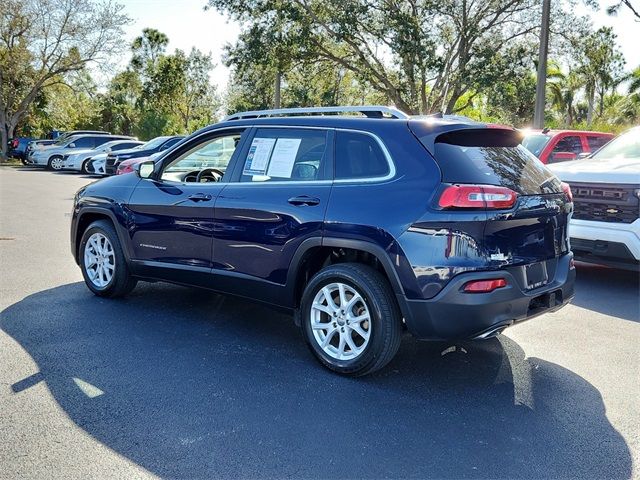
[{"left": 70, "top": 106, "right": 576, "bottom": 376}]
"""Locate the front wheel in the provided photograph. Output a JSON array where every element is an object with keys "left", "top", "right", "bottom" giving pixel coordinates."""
[
  {"left": 79, "top": 220, "right": 137, "bottom": 297},
  {"left": 300, "top": 263, "right": 402, "bottom": 376},
  {"left": 47, "top": 155, "right": 64, "bottom": 171},
  {"left": 81, "top": 159, "right": 91, "bottom": 174}
]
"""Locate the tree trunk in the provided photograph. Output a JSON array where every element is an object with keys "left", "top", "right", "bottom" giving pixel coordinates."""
[
  {"left": 586, "top": 89, "right": 595, "bottom": 127},
  {"left": 0, "top": 125, "right": 8, "bottom": 159},
  {"left": 274, "top": 71, "right": 282, "bottom": 109}
]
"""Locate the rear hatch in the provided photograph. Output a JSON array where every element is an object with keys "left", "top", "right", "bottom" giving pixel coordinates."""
[{"left": 411, "top": 124, "right": 571, "bottom": 286}]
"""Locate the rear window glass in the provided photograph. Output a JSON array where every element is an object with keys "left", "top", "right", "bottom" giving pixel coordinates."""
[
  {"left": 587, "top": 135, "right": 611, "bottom": 151},
  {"left": 427, "top": 129, "right": 562, "bottom": 195}
]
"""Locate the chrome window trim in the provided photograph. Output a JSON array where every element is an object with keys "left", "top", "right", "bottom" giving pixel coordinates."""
[
  {"left": 156, "top": 123, "right": 398, "bottom": 185},
  {"left": 223, "top": 125, "right": 396, "bottom": 185}
]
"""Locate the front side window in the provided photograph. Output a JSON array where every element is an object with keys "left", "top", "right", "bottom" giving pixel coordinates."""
[
  {"left": 240, "top": 128, "right": 329, "bottom": 182},
  {"left": 161, "top": 133, "right": 243, "bottom": 182},
  {"left": 335, "top": 131, "right": 390, "bottom": 180},
  {"left": 552, "top": 136, "right": 582, "bottom": 155}
]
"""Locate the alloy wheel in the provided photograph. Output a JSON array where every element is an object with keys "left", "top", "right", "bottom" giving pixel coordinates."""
[
  {"left": 310, "top": 282, "right": 371, "bottom": 360},
  {"left": 83, "top": 232, "right": 115, "bottom": 288},
  {"left": 50, "top": 157, "right": 63, "bottom": 170}
]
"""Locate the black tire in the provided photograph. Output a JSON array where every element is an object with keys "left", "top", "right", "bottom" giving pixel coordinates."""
[
  {"left": 47, "top": 155, "right": 63, "bottom": 171},
  {"left": 81, "top": 159, "right": 91, "bottom": 174},
  {"left": 79, "top": 220, "right": 137, "bottom": 298},
  {"left": 300, "top": 263, "right": 402, "bottom": 376}
]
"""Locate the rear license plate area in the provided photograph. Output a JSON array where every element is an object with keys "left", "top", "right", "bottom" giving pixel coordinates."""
[{"left": 525, "top": 262, "right": 548, "bottom": 290}]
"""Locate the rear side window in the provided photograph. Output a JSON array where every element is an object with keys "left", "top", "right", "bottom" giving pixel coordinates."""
[
  {"left": 94, "top": 137, "right": 115, "bottom": 147},
  {"left": 72, "top": 137, "right": 95, "bottom": 148},
  {"left": 428, "top": 129, "right": 562, "bottom": 195},
  {"left": 587, "top": 135, "right": 610, "bottom": 151},
  {"left": 240, "top": 128, "right": 329, "bottom": 182},
  {"left": 335, "top": 131, "right": 389, "bottom": 179},
  {"left": 113, "top": 142, "right": 137, "bottom": 151}
]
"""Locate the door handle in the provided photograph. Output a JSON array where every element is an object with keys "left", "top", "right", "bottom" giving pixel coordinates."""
[
  {"left": 288, "top": 195, "right": 320, "bottom": 206},
  {"left": 188, "top": 193, "right": 212, "bottom": 202}
]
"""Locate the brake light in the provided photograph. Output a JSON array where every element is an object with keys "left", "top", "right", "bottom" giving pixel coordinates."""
[
  {"left": 10, "top": 139, "right": 18, "bottom": 148},
  {"left": 463, "top": 278, "right": 507, "bottom": 293},
  {"left": 561, "top": 182, "right": 573, "bottom": 202},
  {"left": 439, "top": 185, "right": 517, "bottom": 209}
]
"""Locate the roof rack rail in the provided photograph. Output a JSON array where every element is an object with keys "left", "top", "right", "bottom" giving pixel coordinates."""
[{"left": 222, "top": 105, "right": 410, "bottom": 121}]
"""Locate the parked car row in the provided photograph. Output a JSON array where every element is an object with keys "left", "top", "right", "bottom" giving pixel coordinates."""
[{"left": 19, "top": 132, "right": 185, "bottom": 176}]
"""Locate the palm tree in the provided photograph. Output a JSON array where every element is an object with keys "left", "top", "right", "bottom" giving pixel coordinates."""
[{"left": 547, "top": 64, "right": 583, "bottom": 126}]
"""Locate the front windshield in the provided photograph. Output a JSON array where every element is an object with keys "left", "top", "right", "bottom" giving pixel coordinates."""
[
  {"left": 521, "top": 134, "right": 551, "bottom": 157},
  {"left": 591, "top": 129, "right": 640, "bottom": 160},
  {"left": 141, "top": 136, "right": 170, "bottom": 150}
]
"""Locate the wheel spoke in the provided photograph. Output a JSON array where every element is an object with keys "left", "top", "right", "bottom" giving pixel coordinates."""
[
  {"left": 312, "top": 302, "right": 334, "bottom": 316},
  {"left": 351, "top": 312, "right": 370, "bottom": 324},
  {"left": 345, "top": 332, "right": 358, "bottom": 354},
  {"left": 345, "top": 292, "right": 362, "bottom": 312},
  {"left": 338, "top": 283, "right": 348, "bottom": 308},
  {"left": 351, "top": 324, "right": 370, "bottom": 341},
  {"left": 321, "top": 328, "right": 338, "bottom": 348},
  {"left": 311, "top": 321, "right": 332, "bottom": 330},
  {"left": 322, "top": 287, "right": 339, "bottom": 311},
  {"left": 336, "top": 334, "right": 346, "bottom": 359}
]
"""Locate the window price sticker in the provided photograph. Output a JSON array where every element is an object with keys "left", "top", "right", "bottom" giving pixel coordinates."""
[{"left": 243, "top": 137, "right": 276, "bottom": 175}]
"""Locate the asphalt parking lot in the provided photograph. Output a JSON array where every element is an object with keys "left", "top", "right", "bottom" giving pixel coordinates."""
[{"left": 1, "top": 166, "right": 639, "bottom": 479}]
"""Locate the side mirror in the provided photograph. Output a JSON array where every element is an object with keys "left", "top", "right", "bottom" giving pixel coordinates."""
[
  {"left": 577, "top": 152, "right": 591, "bottom": 159},
  {"left": 68, "top": 143, "right": 76, "bottom": 148},
  {"left": 136, "top": 160, "right": 155, "bottom": 179},
  {"left": 550, "top": 151, "right": 577, "bottom": 163}
]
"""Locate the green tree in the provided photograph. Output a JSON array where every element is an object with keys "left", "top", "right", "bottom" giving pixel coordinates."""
[
  {"left": 574, "top": 27, "right": 625, "bottom": 125},
  {"left": 210, "top": 0, "right": 581, "bottom": 115},
  {"left": 0, "top": 0, "right": 129, "bottom": 157},
  {"left": 98, "top": 70, "right": 142, "bottom": 136}
]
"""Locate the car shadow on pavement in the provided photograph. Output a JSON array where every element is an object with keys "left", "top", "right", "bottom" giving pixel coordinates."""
[
  {"left": 1, "top": 282, "right": 633, "bottom": 479},
  {"left": 572, "top": 263, "right": 640, "bottom": 322}
]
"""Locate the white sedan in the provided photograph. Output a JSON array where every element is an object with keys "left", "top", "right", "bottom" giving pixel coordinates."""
[
  {"left": 61, "top": 140, "right": 143, "bottom": 173},
  {"left": 87, "top": 154, "right": 108, "bottom": 175}
]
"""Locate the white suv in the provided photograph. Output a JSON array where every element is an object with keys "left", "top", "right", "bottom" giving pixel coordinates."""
[{"left": 548, "top": 126, "right": 640, "bottom": 271}]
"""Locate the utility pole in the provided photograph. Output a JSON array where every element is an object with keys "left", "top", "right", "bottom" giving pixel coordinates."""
[{"left": 533, "top": 0, "right": 551, "bottom": 129}]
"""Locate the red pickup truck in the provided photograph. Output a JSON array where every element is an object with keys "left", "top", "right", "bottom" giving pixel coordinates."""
[{"left": 521, "top": 129, "right": 614, "bottom": 164}]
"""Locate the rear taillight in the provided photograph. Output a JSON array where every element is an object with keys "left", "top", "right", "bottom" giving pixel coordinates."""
[
  {"left": 463, "top": 278, "right": 507, "bottom": 293},
  {"left": 439, "top": 185, "right": 517, "bottom": 209},
  {"left": 561, "top": 182, "right": 573, "bottom": 202},
  {"left": 10, "top": 139, "right": 18, "bottom": 148}
]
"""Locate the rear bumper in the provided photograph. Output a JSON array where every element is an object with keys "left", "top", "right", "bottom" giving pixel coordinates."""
[{"left": 400, "top": 253, "right": 575, "bottom": 340}]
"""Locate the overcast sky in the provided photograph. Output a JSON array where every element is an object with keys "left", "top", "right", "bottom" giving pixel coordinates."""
[{"left": 118, "top": 0, "right": 640, "bottom": 92}]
